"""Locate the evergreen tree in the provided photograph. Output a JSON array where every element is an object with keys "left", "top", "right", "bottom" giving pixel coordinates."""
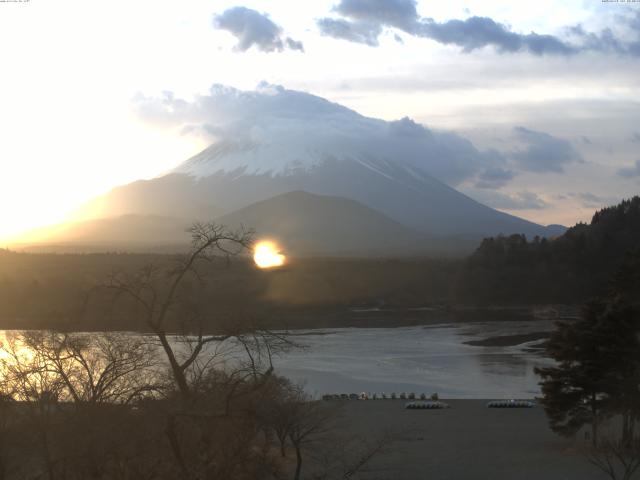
[
  {"left": 459, "top": 196, "right": 640, "bottom": 304},
  {"left": 536, "top": 254, "right": 640, "bottom": 446},
  {"left": 535, "top": 299, "right": 613, "bottom": 445}
]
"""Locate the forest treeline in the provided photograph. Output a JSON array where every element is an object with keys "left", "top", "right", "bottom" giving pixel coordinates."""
[
  {"left": 1, "top": 196, "right": 639, "bottom": 331},
  {"left": 457, "top": 196, "right": 640, "bottom": 304},
  {"left": 0, "top": 251, "right": 459, "bottom": 331}
]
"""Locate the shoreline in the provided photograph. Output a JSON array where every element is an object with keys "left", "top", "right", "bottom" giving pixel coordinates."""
[
  {"left": 463, "top": 331, "right": 551, "bottom": 347},
  {"left": 0, "top": 304, "right": 578, "bottom": 334}
]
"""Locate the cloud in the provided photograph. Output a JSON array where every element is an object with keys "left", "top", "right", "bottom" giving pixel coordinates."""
[
  {"left": 617, "top": 160, "right": 640, "bottom": 178},
  {"left": 133, "top": 85, "right": 601, "bottom": 193},
  {"left": 333, "top": 0, "right": 419, "bottom": 32},
  {"left": 566, "top": 18, "right": 640, "bottom": 57},
  {"left": 567, "top": 192, "right": 620, "bottom": 208},
  {"left": 285, "top": 37, "right": 304, "bottom": 52},
  {"left": 388, "top": 116, "right": 430, "bottom": 137},
  {"left": 630, "top": 132, "right": 640, "bottom": 143},
  {"left": 316, "top": 18, "right": 381, "bottom": 46},
  {"left": 132, "top": 82, "right": 512, "bottom": 187},
  {"left": 510, "top": 127, "right": 582, "bottom": 173},
  {"left": 214, "top": 7, "right": 303, "bottom": 52},
  {"left": 466, "top": 190, "right": 548, "bottom": 210},
  {"left": 475, "top": 166, "right": 515, "bottom": 189},
  {"left": 317, "top": 1, "right": 640, "bottom": 56},
  {"left": 418, "top": 17, "right": 575, "bottom": 55}
]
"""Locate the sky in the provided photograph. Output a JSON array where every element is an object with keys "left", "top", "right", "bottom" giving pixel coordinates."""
[{"left": 0, "top": 0, "right": 639, "bottom": 241}]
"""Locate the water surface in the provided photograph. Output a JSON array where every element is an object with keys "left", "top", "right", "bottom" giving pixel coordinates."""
[{"left": 273, "top": 320, "right": 554, "bottom": 398}]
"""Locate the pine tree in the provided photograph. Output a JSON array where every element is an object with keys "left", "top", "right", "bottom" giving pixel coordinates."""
[
  {"left": 535, "top": 299, "right": 613, "bottom": 445},
  {"left": 536, "top": 270, "right": 640, "bottom": 446}
]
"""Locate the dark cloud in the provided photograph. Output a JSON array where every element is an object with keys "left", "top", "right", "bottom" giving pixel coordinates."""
[
  {"left": 617, "top": 160, "right": 640, "bottom": 178},
  {"left": 417, "top": 16, "right": 520, "bottom": 52},
  {"left": 510, "top": 127, "right": 582, "bottom": 173},
  {"left": 285, "top": 37, "right": 304, "bottom": 52},
  {"left": 317, "top": 1, "right": 640, "bottom": 56},
  {"left": 567, "top": 18, "right": 640, "bottom": 57},
  {"left": 213, "top": 7, "right": 303, "bottom": 53},
  {"left": 316, "top": 18, "right": 381, "bottom": 46},
  {"left": 333, "top": 0, "right": 419, "bottom": 32},
  {"left": 475, "top": 166, "right": 516, "bottom": 189},
  {"left": 419, "top": 17, "right": 575, "bottom": 55}
]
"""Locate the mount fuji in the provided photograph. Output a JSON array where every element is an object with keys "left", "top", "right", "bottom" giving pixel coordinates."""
[{"left": 50, "top": 84, "right": 561, "bottom": 255}]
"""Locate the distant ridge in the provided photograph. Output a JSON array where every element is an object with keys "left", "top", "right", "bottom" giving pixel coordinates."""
[
  {"left": 18, "top": 192, "right": 431, "bottom": 256},
  {"left": 216, "top": 190, "right": 428, "bottom": 256}
]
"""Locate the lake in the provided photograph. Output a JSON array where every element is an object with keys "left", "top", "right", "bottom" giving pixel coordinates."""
[
  {"left": 0, "top": 319, "right": 555, "bottom": 399},
  {"left": 273, "top": 320, "right": 554, "bottom": 399}
]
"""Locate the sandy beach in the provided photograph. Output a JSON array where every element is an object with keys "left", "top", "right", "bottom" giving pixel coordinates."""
[{"left": 334, "top": 400, "right": 603, "bottom": 479}]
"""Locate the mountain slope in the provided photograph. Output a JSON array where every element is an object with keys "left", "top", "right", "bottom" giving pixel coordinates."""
[
  {"left": 24, "top": 215, "right": 190, "bottom": 249},
  {"left": 83, "top": 156, "right": 550, "bottom": 240},
  {"left": 216, "top": 190, "right": 428, "bottom": 255},
  {"left": 177, "top": 147, "right": 548, "bottom": 237},
  {"left": 67, "top": 84, "right": 560, "bottom": 254},
  {"left": 22, "top": 192, "right": 432, "bottom": 256}
]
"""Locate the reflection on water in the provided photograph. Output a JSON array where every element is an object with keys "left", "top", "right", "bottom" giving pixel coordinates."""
[
  {"left": 273, "top": 321, "right": 554, "bottom": 399},
  {"left": 1, "top": 320, "right": 554, "bottom": 399}
]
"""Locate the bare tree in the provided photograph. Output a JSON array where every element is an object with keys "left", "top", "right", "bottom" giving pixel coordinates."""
[
  {"left": 586, "top": 435, "right": 640, "bottom": 480},
  {"left": 340, "top": 432, "right": 394, "bottom": 480},
  {"left": 93, "top": 222, "right": 302, "bottom": 479},
  {"left": 0, "top": 224, "right": 392, "bottom": 480},
  {"left": 283, "top": 395, "right": 395, "bottom": 480},
  {"left": 287, "top": 398, "right": 337, "bottom": 480},
  {"left": 0, "top": 330, "right": 164, "bottom": 480},
  {"left": 0, "top": 333, "right": 65, "bottom": 480},
  {"left": 0, "top": 392, "right": 15, "bottom": 480},
  {"left": 19, "top": 331, "right": 161, "bottom": 405},
  {"left": 255, "top": 377, "right": 303, "bottom": 459},
  {"left": 102, "top": 222, "right": 255, "bottom": 401}
]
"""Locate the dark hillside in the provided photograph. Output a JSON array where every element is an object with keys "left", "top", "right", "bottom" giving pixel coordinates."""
[
  {"left": 0, "top": 250, "right": 457, "bottom": 331},
  {"left": 456, "top": 197, "right": 640, "bottom": 304}
]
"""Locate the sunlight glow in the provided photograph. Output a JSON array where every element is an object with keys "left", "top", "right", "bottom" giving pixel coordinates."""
[{"left": 253, "top": 241, "right": 286, "bottom": 269}]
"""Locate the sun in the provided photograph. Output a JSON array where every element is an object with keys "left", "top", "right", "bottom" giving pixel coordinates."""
[{"left": 253, "top": 241, "right": 286, "bottom": 269}]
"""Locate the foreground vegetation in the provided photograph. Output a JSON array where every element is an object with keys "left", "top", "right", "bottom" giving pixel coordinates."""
[
  {"left": 0, "top": 330, "right": 391, "bottom": 480},
  {"left": 536, "top": 247, "right": 640, "bottom": 479},
  {"left": 0, "top": 224, "right": 389, "bottom": 480}
]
